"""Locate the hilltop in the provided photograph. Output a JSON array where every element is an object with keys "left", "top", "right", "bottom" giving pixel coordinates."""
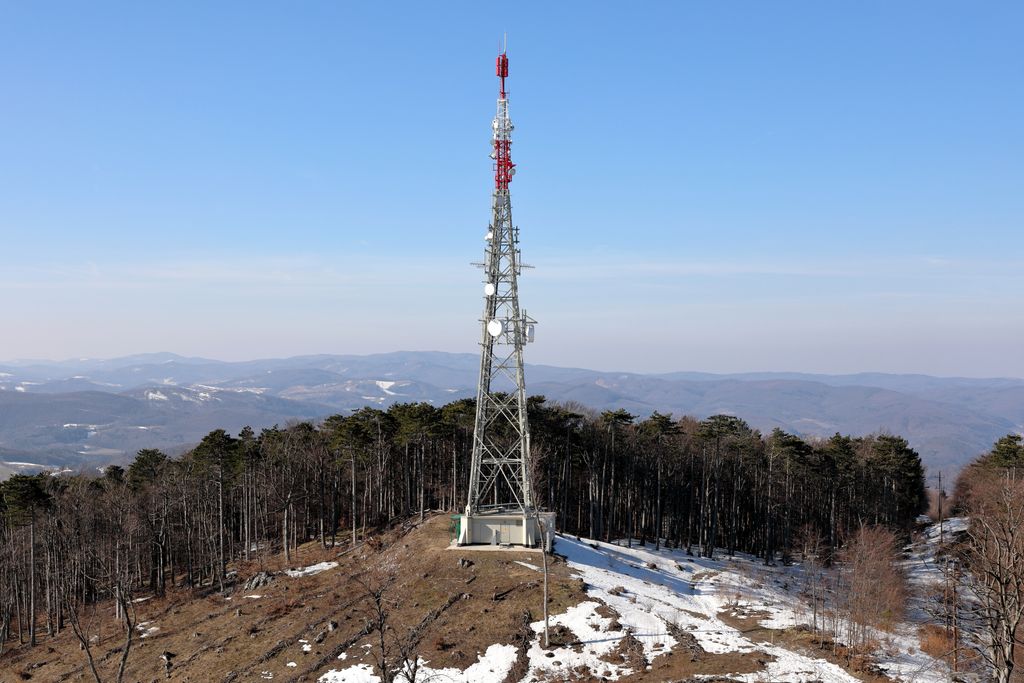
[{"left": 1, "top": 514, "right": 956, "bottom": 683}]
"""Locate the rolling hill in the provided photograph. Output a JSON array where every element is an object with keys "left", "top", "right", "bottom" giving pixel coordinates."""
[{"left": 0, "top": 351, "right": 1020, "bottom": 477}]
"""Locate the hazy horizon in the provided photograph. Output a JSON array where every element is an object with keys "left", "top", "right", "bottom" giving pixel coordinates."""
[
  {"left": 3, "top": 3, "right": 1022, "bottom": 377},
  {"left": 2, "top": 348, "right": 1022, "bottom": 382}
]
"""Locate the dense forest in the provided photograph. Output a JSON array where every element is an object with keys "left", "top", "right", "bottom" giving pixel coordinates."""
[{"left": 0, "top": 396, "right": 928, "bottom": 656}]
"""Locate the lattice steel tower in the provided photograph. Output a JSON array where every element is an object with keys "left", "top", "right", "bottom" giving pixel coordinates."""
[{"left": 465, "top": 49, "right": 537, "bottom": 523}]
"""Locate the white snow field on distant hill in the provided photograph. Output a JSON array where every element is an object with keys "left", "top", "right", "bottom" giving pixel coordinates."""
[{"left": 319, "top": 525, "right": 956, "bottom": 682}]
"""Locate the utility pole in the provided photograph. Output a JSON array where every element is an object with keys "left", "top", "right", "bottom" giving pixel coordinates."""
[
  {"left": 951, "top": 558, "right": 959, "bottom": 674},
  {"left": 351, "top": 452, "right": 357, "bottom": 549},
  {"left": 928, "top": 472, "right": 946, "bottom": 544},
  {"left": 937, "top": 471, "right": 945, "bottom": 545},
  {"left": 943, "top": 555, "right": 961, "bottom": 674},
  {"left": 537, "top": 515, "right": 550, "bottom": 648}
]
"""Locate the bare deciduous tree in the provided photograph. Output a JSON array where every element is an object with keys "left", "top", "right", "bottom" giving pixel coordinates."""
[
  {"left": 356, "top": 571, "right": 425, "bottom": 683},
  {"left": 959, "top": 471, "right": 1024, "bottom": 683}
]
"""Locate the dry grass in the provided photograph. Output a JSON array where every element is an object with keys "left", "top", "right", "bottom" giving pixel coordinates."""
[
  {"left": 0, "top": 517, "right": 910, "bottom": 682},
  {"left": 716, "top": 609, "right": 898, "bottom": 682},
  {"left": 0, "top": 514, "right": 585, "bottom": 683},
  {"left": 918, "top": 624, "right": 954, "bottom": 661},
  {"left": 917, "top": 623, "right": 982, "bottom": 672}
]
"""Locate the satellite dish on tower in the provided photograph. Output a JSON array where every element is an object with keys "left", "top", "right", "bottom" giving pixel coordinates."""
[
  {"left": 484, "top": 283, "right": 496, "bottom": 296},
  {"left": 487, "top": 319, "right": 503, "bottom": 337}
]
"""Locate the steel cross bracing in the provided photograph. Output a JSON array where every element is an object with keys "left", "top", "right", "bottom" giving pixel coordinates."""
[{"left": 466, "top": 52, "right": 536, "bottom": 516}]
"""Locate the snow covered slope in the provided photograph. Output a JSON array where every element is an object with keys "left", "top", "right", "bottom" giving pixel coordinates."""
[
  {"left": 541, "top": 536, "right": 856, "bottom": 682},
  {"left": 319, "top": 526, "right": 957, "bottom": 682}
]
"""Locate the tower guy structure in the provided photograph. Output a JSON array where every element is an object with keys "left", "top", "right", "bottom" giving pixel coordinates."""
[{"left": 455, "top": 49, "right": 554, "bottom": 547}]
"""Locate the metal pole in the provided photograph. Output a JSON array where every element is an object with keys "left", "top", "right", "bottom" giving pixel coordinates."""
[
  {"left": 938, "top": 471, "right": 944, "bottom": 546},
  {"left": 351, "top": 453, "right": 357, "bottom": 549},
  {"left": 538, "top": 516, "right": 549, "bottom": 648},
  {"left": 951, "top": 559, "right": 959, "bottom": 673}
]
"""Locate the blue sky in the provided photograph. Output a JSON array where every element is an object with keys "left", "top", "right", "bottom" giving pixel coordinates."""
[{"left": 1, "top": 2, "right": 1022, "bottom": 375}]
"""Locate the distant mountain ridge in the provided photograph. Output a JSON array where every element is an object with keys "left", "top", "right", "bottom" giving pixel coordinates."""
[{"left": 1, "top": 351, "right": 1021, "bottom": 478}]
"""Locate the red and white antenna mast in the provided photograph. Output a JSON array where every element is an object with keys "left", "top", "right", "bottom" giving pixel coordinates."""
[
  {"left": 493, "top": 50, "right": 515, "bottom": 190},
  {"left": 461, "top": 47, "right": 548, "bottom": 546}
]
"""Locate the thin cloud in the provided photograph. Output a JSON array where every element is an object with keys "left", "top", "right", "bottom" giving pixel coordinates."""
[
  {"left": 0, "top": 255, "right": 470, "bottom": 291},
  {"left": 531, "top": 253, "right": 1024, "bottom": 283}
]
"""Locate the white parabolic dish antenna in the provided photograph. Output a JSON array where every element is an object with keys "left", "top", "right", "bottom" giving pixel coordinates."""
[
  {"left": 484, "top": 283, "right": 496, "bottom": 296},
  {"left": 486, "top": 319, "right": 503, "bottom": 337}
]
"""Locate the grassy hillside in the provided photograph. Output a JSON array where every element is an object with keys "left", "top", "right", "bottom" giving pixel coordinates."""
[
  {"left": 0, "top": 514, "right": 951, "bottom": 682},
  {"left": 0, "top": 515, "right": 583, "bottom": 682}
]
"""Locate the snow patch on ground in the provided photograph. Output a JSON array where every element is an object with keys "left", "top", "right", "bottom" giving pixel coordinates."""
[
  {"left": 544, "top": 534, "right": 861, "bottom": 681},
  {"left": 904, "top": 516, "right": 969, "bottom": 594},
  {"left": 135, "top": 621, "right": 160, "bottom": 638},
  {"left": 728, "top": 644, "right": 857, "bottom": 682},
  {"left": 872, "top": 627, "right": 950, "bottom": 683},
  {"left": 285, "top": 561, "right": 339, "bottom": 578},
  {"left": 320, "top": 645, "right": 516, "bottom": 683},
  {"left": 415, "top": 643, "right": 518, "bottom": 683},
  {"left": 317, "top": 663, "right": 380, "bottom": 682},
  {"left": 523, "top": 600, "right": 629, "bottom": 681},
  {"left": 514, "top": 560, "right": 541, "bottom": 571}
]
